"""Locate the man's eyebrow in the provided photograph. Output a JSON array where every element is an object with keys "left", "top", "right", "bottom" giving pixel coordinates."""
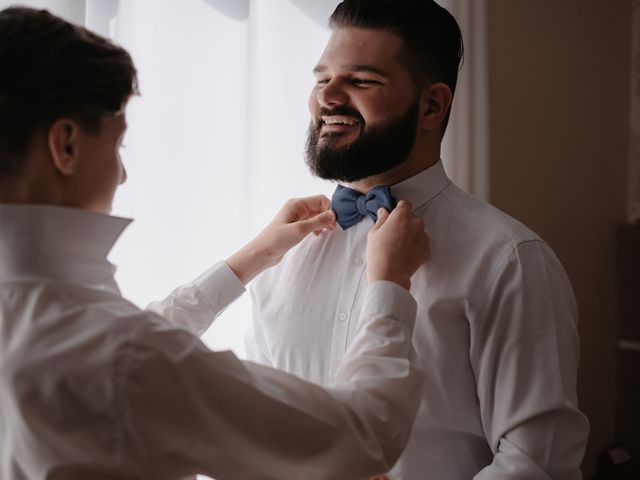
[
  {"left": 312, "top": 64, "right": 391, "bottom": 77},
  {"left": 350, "top": 65, "right": 390, "bottom": 77}
]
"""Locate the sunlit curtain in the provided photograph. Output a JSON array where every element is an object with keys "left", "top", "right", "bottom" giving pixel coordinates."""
[
  {"left": 0, "top": 0, "right": 489, "bottom": 356},
  {"left": 108, "top": 0, "right": 341, "bottom": 355},
  {"left": 630, "top": 0, "right": 640, "bottom": 223}
]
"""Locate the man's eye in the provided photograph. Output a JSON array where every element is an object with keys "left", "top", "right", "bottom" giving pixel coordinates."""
[
  {"left": 316, "top": 78, "right": 330, "bottom": 86},
  {"left": 351, "top": 78, "right": 379, "bottom": 86}
]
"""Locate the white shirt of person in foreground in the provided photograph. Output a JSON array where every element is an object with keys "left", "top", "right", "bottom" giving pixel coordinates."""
[{"left": 0, "top": 6, "right": 430, "bottom": 480}]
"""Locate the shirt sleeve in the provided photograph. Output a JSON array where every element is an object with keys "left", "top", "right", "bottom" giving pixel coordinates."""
[
  {"left": 120, "top": 280, "right": 423, "bottom": 480},
  {"left": 146, "top": 261, "right": 245, "bottom": 335},
  {"left": 471, "top": 240, "right": 589, "bottom": 479}
]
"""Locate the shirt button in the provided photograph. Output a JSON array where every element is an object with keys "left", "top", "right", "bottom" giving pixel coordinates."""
[
  {"left": 338, "top": 312, "right": 348, "bottom": 321},
  {"left": 353, "top": 257, "right": 363, "bottom": 265}
]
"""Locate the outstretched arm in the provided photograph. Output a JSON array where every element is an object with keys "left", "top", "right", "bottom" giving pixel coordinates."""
[
  {"left": 147, "top": 195, "right": 336, "bottom": 334},
  {"left": 123, "top": 202, "right": 429, "bottom": 479}
]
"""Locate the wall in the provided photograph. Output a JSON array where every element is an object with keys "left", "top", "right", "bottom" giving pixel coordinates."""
[{"left": 486, "top": 0, "right": 631, "bottom": 475}]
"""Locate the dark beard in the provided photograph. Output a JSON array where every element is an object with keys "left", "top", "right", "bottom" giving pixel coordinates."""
[{"left": 305, "top": 101, "right": 419, "bottom": 182}]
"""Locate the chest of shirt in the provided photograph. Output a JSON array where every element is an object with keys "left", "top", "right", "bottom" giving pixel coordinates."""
[{"left": 252, "top": 216, "right": 481, "bottom": 391}]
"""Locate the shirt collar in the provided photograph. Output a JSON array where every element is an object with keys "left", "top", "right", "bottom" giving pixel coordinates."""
[
  {"left": 0, "top": 204, "right": 131, "bottom": 292},
  {"left": 390, "top": 160, "right": 451, "bottom": 211}
]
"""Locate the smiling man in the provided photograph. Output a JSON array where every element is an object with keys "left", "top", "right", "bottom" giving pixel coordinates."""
[{"left": 247, "top": 0, "right": 590, "bottom": 478}]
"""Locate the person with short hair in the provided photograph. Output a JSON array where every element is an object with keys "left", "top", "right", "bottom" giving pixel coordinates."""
[
  {"left": 0, "top": 7, "right": 432, "bottom": 479},
  {"left": 247, "top": 0, "right": 590, "bottom": 478}
]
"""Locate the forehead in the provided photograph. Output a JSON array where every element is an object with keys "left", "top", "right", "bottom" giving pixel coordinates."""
[{"left": 316, "top": 27, "right": 405, "bottom": 72}]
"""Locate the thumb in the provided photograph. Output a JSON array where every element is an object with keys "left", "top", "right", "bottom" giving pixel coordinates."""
[
  {"left": 371, "top": 208, "right": 390, "bottom": 231},
  {"left": 297, "top": 209, "right": 336, "bottom": 235}
]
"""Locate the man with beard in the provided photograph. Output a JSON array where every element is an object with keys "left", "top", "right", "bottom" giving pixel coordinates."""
[{"left": 247, "top": 0, "right": 590, "bottom": 479}]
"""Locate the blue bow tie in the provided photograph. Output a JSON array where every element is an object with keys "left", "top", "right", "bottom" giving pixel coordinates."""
[{"left": 332, "top": 185, "right": 397, "bottom": 230}]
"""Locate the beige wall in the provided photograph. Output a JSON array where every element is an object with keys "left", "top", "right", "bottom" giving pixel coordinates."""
[{"left": 486, "top": 0, "right": 631, "bottom": 475}]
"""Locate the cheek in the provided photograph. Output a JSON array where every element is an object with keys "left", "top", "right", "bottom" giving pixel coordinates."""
[
  {"left": 308, "top": 88, "right": 320, "bottom": 117},
  {"left": 360, "top": 92, "right": 408, "bottom": 123},
  {"left": 101, "top": 151, "right": 122, "bottom": 188}
]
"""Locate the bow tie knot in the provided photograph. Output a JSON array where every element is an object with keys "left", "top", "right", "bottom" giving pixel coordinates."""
[
  {"left": 332, "top": 184, "right": 397, "bottom": 230},
  {"left": 355, "top": 195, "right": 369, "bottom": 216}
]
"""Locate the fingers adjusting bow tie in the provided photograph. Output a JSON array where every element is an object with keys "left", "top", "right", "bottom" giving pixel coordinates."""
[{"left": 331, "top": 185, "right": 397, "bottom": 230}]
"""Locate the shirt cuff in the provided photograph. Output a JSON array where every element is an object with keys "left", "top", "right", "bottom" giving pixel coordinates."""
[
  {"left": 362, "top": 280, "right": 417, "bottom": 332},
  {"left": 193, "top": 261, "right": 246, "bottom": 312}
]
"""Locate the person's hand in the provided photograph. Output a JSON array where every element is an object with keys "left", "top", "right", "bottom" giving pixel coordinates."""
[
  {"left": 366, "top": 200, "right": 429, "bottom": 290},
  {"left": 226, "top": 195, "right": 336, "bottom": 284},
  {"left": 252, "top": 195, "right": 337, "bottom": 263}
]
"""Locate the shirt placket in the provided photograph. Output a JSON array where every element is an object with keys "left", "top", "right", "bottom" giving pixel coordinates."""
[{"left": 328, "top": 223, "right": 369, "bottom": 383}]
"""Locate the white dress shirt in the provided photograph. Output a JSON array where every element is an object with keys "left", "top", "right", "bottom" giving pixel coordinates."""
[
  {"left": 248, "top": 160, "right": 590, "bottom": 479},
  {"left": 0, "top": 204, "right": 424, "bottom": 480}
]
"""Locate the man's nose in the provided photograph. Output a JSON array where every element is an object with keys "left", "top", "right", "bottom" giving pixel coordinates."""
[
  {"left": 119, "top": 161, "right": 127, "bottom": 185},
  {"left": 317, "top": 79, "right": 348, "bottom": 107}
]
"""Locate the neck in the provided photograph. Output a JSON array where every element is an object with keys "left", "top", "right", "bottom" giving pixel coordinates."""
[
  {"left": 345, "top": 142, "right": 440, "bottom": 194},
  {"left": 0, "top": 155, "right": 63, "bottom": 206}
]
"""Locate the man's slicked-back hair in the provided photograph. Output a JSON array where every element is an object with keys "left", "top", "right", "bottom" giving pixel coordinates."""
[
  {"left": 329, "top": 0, "right": 463, "bottom": 135},
  {"left": 0, "top": 7, "right": 138, "bottom": 178}
]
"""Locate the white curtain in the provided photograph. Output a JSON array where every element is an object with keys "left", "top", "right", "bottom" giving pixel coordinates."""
[
  {"left": 630, "top": 0, "right": 640, "bottom": 223},
  {"left": 108, "top": 0, "right": 340, "bottom": 355},
  {"left": 0, "top": 0, "right": 489, "bottom": 355},
  {"left": 0, "top": 0, "right": 84, "bottom": 22}
]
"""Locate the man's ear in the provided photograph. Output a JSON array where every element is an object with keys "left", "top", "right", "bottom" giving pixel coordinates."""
[
  {"left": 418, "top": 82, "right": 453, "bottom": 133},
  {"left": 47, "top": 118, "right": 81, "bottom": 176}
]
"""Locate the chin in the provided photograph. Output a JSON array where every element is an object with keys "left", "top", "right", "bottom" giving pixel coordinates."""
[
  {"left": 319, "top": 134, "right": 356, "bottom": 149},
  {"left": 91, "top": 203, "right": 112, "bottom": 215}
]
